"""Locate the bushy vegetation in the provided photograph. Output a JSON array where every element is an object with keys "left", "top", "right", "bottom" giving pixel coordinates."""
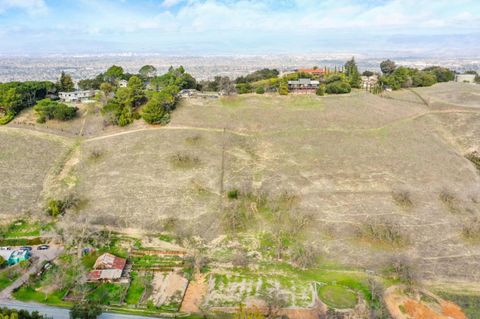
[
  {"left": 33, "top": 98, "right": 78, "bottom": 123},
  {"left": 379, "top": 60, "right": 455, "bottom": 90},
  {"left": 326, "top": 81, "right": 351, "bottom": 94},
  {"left": 392, "top": 191, "right": 413, "bottom": 209},
  {"left": 101, "top": 76, "right": 144, "bottom": 126},
  {"left": 357, "top": 220, "right": 409, "bottom": 247},
  {"left": 466, "top": 151, "right": 480, "bottom": 170},
  {"left": 462, "top": 218, "right": 480, "bottom": 242},
  {"left": 169, "top": 152, "right": 201, "bottom": 169},
  {"left": 46, "top": 194, "right": 80, "bottom": 217},
  {"left": 235, "top": 68, "right": 279, "bottom": 84},
  {"left": 0, "top": 307, "right": 49, "bottom": 319}
]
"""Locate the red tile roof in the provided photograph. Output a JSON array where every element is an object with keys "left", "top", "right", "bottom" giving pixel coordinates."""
[{"left": 298, "top": 68, "right": 326, "bottom": 74}]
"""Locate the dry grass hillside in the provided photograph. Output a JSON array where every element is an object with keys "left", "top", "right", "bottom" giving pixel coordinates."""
[{"left": 1, "top": 84, "right": 479, "bottom": 284}]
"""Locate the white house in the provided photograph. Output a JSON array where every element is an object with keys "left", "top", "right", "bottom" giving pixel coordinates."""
[
  {"left": 455, "top": 74, "right": 476, "bottom": 84},
  {"left": 118, "top": 79, "right": 128, "bottom": 88},
  {"left": 59, "top": 90, "right": 96, "bottom": 103}
]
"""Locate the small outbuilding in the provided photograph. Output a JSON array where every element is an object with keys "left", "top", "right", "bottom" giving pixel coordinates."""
[
  {"left": 0, "top": 249, "right": 30, "bottom": 266},
  {"left": 88, "top": 253, "right": 127, "bottom": 282}
]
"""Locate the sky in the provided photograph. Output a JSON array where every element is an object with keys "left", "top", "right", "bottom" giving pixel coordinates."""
[{"left": 0, "top": 0, "right": 479, "bottom": 56}]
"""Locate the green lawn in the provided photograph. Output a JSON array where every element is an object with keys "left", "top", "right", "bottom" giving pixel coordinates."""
[
  {"left": 2, "top": 220, "right": 53, "bottom": 238},
  {"left": 125, "top": 272, "right": 151, "bottom": 305},
  {"left": 317, "top": 285, "right": 358, "bottom": 309},
  {"left": 13, "top": 286, "right": 70, "bottom": 307},
  {"left": 0, "top": 267, "right": 21, "bottom": 290},
  {"left": 87, "top": 283, "right": 128, "bottom": 305}
]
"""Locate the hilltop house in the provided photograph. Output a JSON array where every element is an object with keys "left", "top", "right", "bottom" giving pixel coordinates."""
[
  {"left": 297, "top": 68, "right": 326, "bottom": 76},
  {"left": 0, "top": 249, "right": 30, "bottom": 266},
  {"left": 118, "top": 79, "right": 128, "bottom": 88},
  {"left": 455, "top": 74, "right": 476, "bottom": 84},
  {"left": 59, "top": 90, "right": 96, "bottom": 103},
  {"left": 288, "top": 78, "right": 320, "bottom": 93},
  {"left": 88, "top": 253, "right": 127, "bottom": 282}
]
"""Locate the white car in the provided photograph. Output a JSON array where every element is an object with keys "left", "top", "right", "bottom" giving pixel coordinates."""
[{"left": 0, "top": 247, "right": 11, "bottom": 250}]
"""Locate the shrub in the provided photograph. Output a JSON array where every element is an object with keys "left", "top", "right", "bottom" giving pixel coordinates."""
[
  {"left": 33, "top": 98, "right": 78, "bottom": 122},
  {"left": 170, "top": 152, "right": 201, "bottom": 169},
  {"left": 236, "top": 83, "right": 253, "bottom": 94},
  {"left": 46, "top": 194, "right": 80, "bottom": 217},
  {"left": 325, "top": 81, "right": 351, "bottom": 94},
  {"left": 392, "top": 191, "right": 413, "bottom": 209},
  {"left": 316, "top": 85, "right": 325, "bottom": 96},
  {"left": 89, "top": 149, "right": 103, "bottom": 161},
  {"left": 439, "top": 190, "right": 460, "bottom": 213},
  {"left": 462, "top": 218, "right": 480, "bottom": 241},
  {"left": 255, "top": 86, "right": 265, "bottom": 94},
  {"left": 466, "top": 152, "right": 480, "bottom": 170},
  {"left": 227, "top": 189, "right": 239, "bottom": 199},
  {"left": 278, "top": 83, "right": 289, "bottom": 95},
  {"left": 384, "top": 256, "right": 419, "bottom": 288}
]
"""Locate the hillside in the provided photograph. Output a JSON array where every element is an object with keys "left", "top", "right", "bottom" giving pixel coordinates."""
[{"left": 1, "top": 82, "right": 479, "bottom": 286}]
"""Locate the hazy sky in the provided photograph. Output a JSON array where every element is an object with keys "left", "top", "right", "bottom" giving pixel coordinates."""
[{"left": 0, "top": 0, "right": 479, "bottom": 55}]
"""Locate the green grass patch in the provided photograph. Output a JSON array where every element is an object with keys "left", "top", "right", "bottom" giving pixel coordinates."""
[
  {"left": 317, "top": 285, "right": 357, "bottom": 309},
  {"left": 1, "top": 220, "right": 53, "bottom": 238},
  {"left": 125, "top": 272, "right": 151, "bottom": 305},
  {"left": 87, "top": 283, "right": 128, "bottom": 305},
  {"left": 0, "top": 267, "right": 21, "bottom": 290},
  {"left": 132, "top": 255, "right": 183, "bottom": 270},
  {"left": 13, "top": 286, "right": 70, "bottom": 307}
]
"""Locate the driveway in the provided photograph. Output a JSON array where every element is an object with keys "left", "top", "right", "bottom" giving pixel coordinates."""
[{"left": 0, "top": 245, "right": 63, "bottom": 299}]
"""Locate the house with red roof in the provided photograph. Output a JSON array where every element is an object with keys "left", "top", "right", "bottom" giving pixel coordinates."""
[
  {"left": 297, "top": 68, "right": 326, "bottom": 76},
  {"left": 88, "top": 253, "right": 127, "bottom": 282}
]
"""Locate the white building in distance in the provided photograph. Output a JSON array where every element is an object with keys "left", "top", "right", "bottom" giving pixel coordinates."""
[
  {"left": 59, "top": 90, "right": 96, "bottom": 103},
  {"left": 455, "top": 74, "right": 476, "bottom": 84}
]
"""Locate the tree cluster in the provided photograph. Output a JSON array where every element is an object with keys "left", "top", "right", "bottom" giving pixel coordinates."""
[
  {"left": 0, "top": 81, "right": 55, "bottom": 124},
  {"left": 0, "top": 308, "right": 48, "bottom": 319},
  {"left": 33, "top": 98, "right": 78, "bottom": 123},
  {"left": 235, "top": 68, "right": 279, "bottom": 84},
  {"left": 379, "top": 60, "right": 455, "bottom": 90}
]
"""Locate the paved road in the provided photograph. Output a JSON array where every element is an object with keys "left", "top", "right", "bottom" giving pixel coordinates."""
[
  {"left": 0, "top": 300, "right": 165, "bottom": 319},
  {"left": 0, "top": 246, "right": 64, "bottom": 300}
]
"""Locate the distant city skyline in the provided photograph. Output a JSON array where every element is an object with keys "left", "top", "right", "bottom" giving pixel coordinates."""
[{"left": 0, "top": 0, "right": 479, "bottom": 56}]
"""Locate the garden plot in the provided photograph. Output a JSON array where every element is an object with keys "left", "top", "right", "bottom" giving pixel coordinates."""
[
  {"left": 205, "top": 272, "right": 315, "bottom": 308},
  {"left": 149, "top": 271, "right": 188, "bottom": 310}
]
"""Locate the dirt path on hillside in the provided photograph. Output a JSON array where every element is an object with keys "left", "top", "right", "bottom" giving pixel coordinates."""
[
  {"left": 180, "top": 273, "right": 208, "bottom": 313},
  {"left": 384, "top": 285, "right": 467, "bottom": 319}
]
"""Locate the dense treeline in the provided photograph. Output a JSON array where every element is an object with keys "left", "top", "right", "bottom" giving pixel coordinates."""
[
  {"left": 0, "top": 81, "right": 55, "bottom": 124},
  {"left": 0, "top": 307, "right": 49, "bottom": 319}
]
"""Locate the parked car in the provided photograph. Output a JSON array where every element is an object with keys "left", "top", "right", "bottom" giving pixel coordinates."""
[
  {"left": 37, "top": 245, "right": 50, "bottom": 250},
  {"left": 0, "top": 247, "right": 11, "bottom": 250},
  {"left": 19, "top": 246, "right": 32, "bottom": 251}
]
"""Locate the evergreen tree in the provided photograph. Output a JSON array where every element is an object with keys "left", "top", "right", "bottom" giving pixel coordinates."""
[{"left": 57, "top": 71, "right": 75, "bottom": 92}]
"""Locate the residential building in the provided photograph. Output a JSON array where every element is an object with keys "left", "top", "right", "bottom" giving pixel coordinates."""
[
  {"left": 455, "top": 74, "right": 476, "bottom": 84},
  {"left": 118, "top": 79, "right": 128, "bottom": 88},
  {"left": 59, "top": 90, "right": 96, "bottom": 103},
  {"left": 297, "top": 68, "right": 326, "bottom": 76},
  {"left": 287, "top": 78, "right": 320, "bottom": 93},
  {"left": 0, "top": 249, "right": 30, "bottom": 266},
  {"left": 88, "top": 253, "right": 127, "bottom": 282},
  {"left": 361, "top": 75, "right": 378, "bottom": 90}
]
